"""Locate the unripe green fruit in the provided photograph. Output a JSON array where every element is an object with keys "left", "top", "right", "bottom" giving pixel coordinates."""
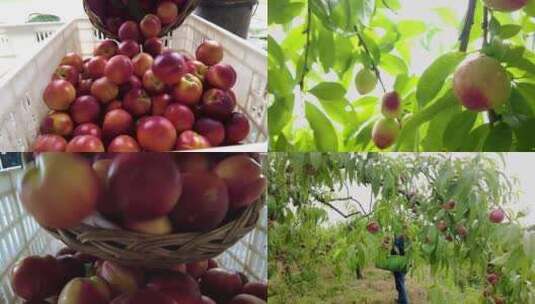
[
  {"left": 355, "top": 68, "right": 377, "bottom": 95},
  {"left": 381, "top": 91, "right": 402, "bottom": 119},
  {"left": 372, "top": 117, "right": 400, "bottom": 150},
  {"left": 483, "top": 0, "right": 527, "bottom": 12},
  {"left": 453, "top": 55, "right": 511, "bottom": 112}
]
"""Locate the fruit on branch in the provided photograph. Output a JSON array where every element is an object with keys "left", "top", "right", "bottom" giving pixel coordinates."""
[
  {"left": 493, "top": 295, "right": 506, "bottom": 304},
  {"left": 487, "top": 272, "right": 500, "bottom": 285},
  {"left": 436, "top": 220, "right": 448, "bottom": 232},
  {"left": 66, "top": 135, "right": 105, "bottom": 152},
  {"left": 381, "top": 91, "right": 402, "bottom": 119},
  {"left": 175, "top": 130, "right": 212, "bottom": 150},
  {"left": 152, "top": 51, "right": 187, "bottom": 85},
  {"left": 105, "top": 55, "right": 134, "bottom": 85},
  {"left": 52, "top": 65, "right": 80, "bottom": 86},
  {"left": 483, "top": 0, "right": 528, "bottom": 11},
  {"left": 371, "top": 117, "right": 400, "bottom": 150},
  {"left": 110, "top": 289, "right": 176, "bottom": 304},
  {"left": 140, "top": 14, "right": 162, "bottom": 38},
  {"left": 366, "top": 222, "right": 380, "bottom": 234},
  {"left": 109, "top": 153, "right": 182, "bottom": 220},
  {"left": 241, "top": 282, "right": 268, "bottom": 301},
  {"left": 43, "top": 79, "right": 76, "bottom": 111},
  {"left": 214, "top": 155, "right": 266, "bottom": 210},
  {"left": 123, "top": 216, "right": 173, "bottom": 235},
  {"left": 229, "top": 294, "right": 267, "bottom": 304},
  {"left": 164, "top": 103, "right": 195, "bottom": 133},
  {"left": 489, "top": 208, "right": 505, "bottom": 223},
  {"left": 108, "top": 135, "right": 141, "bottom": 152},
  {"left": 442, "top": 200, "right": 456, "bottom": 210},
  {"left": 58, "top": 276, "right": 111, "bottom": 304},
  {"left": 94, "top": 39, "right": 118, "bottom": 59},
  {"left": 196, "top": 40, "right": 224, "bottom": 66},
  {"left": 33, "top": 134, "right": 68, "bottom": 152},
  {"left": 40, "top": 111, "right": 74, "bottom": 136},
  {"left": 456, "top": 224, "right": 468, "bottom": 237},
  {"left": 91, "top": 77, "right": 119, "bottom": 103},
  {"left": 136, "top": 116, "right": 177, "bottom": 151},
  {"left": 19, "top": 153, "right": 100, "bottom": 228},
  {"left": 171, "top": 172, "right": 229, "bottom": 232},
  {"left": 147, "top": 272, "right": 202, "bottom": 303},
  {"left": 11, "top": 255, "right": 63, "bottom": 301},
  {"left": 200, "top": 268, "right": 243, "bottom": 302},
  {"left": 355, "top": 68, "right": 377, "bottom": 95},
  {"left": 70, "top": 95, "right": 101, "bottom": 124},
  {"left": 97, "top": 261, "right": 144, "bottom": 295},
  {"left": 173, "top": 73, "right": 203, "bottom": 105},
  {"left": 453, "top": 55, "right": 511, "bottom": 112}
]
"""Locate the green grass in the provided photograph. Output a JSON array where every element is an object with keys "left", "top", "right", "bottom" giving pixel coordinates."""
[{"left": 269, "top": 265, "right": 428, "bottom": 304}]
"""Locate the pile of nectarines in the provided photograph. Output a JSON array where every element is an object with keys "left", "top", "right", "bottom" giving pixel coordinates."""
[
  {"left": 36, "top": 34, "right": 249, "bottom": 152},
  {"left": 11, "top": 248, "right": 267, "bottom": 304},
  {"left": 19, "top": 153, "right": 266, "bottom": 234},
  {"left": 86, "top": 0, "right": 187, "bottom": 36}
]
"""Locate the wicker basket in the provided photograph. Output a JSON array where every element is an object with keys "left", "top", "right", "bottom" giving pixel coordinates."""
[
  {"left": 83, "top": 0, "right": 200, "bottom": 40},
  {"left": 21, "top": 153, "right": 265, "bottom": 270}
]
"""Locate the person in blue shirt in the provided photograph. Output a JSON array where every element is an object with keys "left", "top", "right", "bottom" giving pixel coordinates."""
[{"left": 392, "top": 235, "right": 409, "bottom": 304}]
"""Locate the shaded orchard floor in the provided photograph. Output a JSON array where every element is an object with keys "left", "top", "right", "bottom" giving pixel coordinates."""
[{"left": 270, "top": 265, "right": 428, "bottom": 304}]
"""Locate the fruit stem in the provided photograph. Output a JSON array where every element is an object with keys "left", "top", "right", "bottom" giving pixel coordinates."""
[
  {"left": 355, "top": 27, "right": 387, "bottom": 93},
  {"left": 299, "top": 2, "right": 313, "bottom": 91}
]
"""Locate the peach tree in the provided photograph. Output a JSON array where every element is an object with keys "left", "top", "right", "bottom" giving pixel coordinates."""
[
  {"left": 268, "top": 153, "right": 535, "bottom": 303},
  {"left": 268, "top": 0, "right": 535, "bottom": 151}
]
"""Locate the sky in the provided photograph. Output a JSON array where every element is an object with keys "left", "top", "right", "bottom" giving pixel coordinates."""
[{"left": 324, "top": 153, "right": 535, "bottom": 227}]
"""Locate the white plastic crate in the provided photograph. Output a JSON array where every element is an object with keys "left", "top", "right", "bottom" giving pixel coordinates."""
[
  {"left": 0, "top": 161, "right": 267, "bottom": 304},
  {"left": 0, "top": 16, "right": 268, "bottom": 152},
  {"left": 0, "top": 22, "right": 64, "bottom": 80}
]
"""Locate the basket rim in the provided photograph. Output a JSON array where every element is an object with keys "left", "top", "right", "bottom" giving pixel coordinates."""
[
  {"left": 43, "top": 195, "right": 265, "bottom": 268},
  {"left": 82, "top": 0, "right": 200, "bottom": 40}
]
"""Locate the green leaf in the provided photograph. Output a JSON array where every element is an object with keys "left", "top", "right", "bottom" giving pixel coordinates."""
[
  {"left": 416, "top": 52, "right": 466, "bottom": 107},
  {"left": 309, "top": 82, "right": 347, "bottom": 100},
  {"left": 395, "top": 90, "right": 458, "bottom": 150},
  {"left": 442, "top": 111, "right": 478, "bottom": 151},
  {"left": 499, "top": 24, "right": 522, "bottom": 39},
  {"left": 305, "top": 102, "right": 339, "bottom": 151},
  {"left": 514, "top": 118, "right": 535, "bottom": 151},
  {"left": 483, "top": 123, "right": 513, "bottom": 152}
]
